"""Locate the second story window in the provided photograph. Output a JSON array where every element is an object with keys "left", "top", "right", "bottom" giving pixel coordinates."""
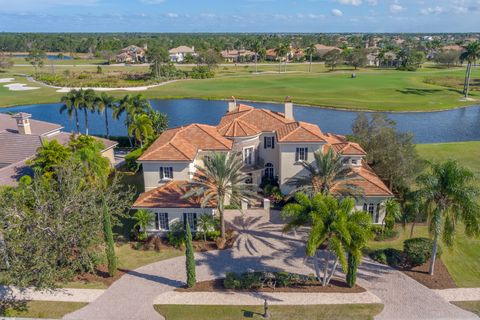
[
  {"left": 295, "top": 147, "right": 308, "bottom": 162},
  {"left": 264, "top": 136, "right": 275, "bottom": 149},
  {"left": 244, "top": 147, "right": 254, "bottom": 165},
  {"left": 159, "top": 166, "right": 173, "bottom": 180}
]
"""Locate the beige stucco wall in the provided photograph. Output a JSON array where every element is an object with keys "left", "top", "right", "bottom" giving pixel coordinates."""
[
  {"left": 258, "top": 133, "right": 280, "bottom": 179},
  {"left": 144, "top": 207, "right": 215, "bottom": 233},
  {"left": 141, "top": 161, "right": 191, "bottom": 191},
  {"left": 101, "top": 148, "right": 115, "bottom": 166},
  {"left": 278, "top": 143, "right": 324, "bottom": 194},
  {"left": 355, "top": 196, "right": 389, "bottom": 224}
]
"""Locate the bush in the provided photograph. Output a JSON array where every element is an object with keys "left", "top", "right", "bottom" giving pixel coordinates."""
[
  {"left": 189, "top": 66, "right": 215, "bottom": 79},
  {"left": 224, "top": 204, "right": 240, "bottom": 210},
  {"left": 224, "top": 272, "right": 241, "bottom": 289},
  {"left": 223, "top": 271, "right": 307, "bottom": 290},
  {"left": 404, "top": 237, "right": 441, "bottom": 267},
  {"left": 369, "top": 248, "right": 404, "bottom": 267},
  {"left": 166, "top": 222, "right": 186, "bottom": 249},
  {"left": 125, "top": 148, "right": 143, "bottom": 171},
  {"left": 374, "top": 229, "right": 399, "bottom": 241}
]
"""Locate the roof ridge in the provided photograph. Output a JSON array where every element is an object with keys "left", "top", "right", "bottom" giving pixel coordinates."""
[
  {"left": 140, "top": 125, "right": 186, "bottom": 160},
  {"left": 298, "top": 121, "right": 324, "bottom": 139},
  {"left": 194, "top": 123, "right": 232, "bottom": 148},
  {"left": 355, "top": 166, "right": 392, "bottom": 194},
  {"left": 170, "top": 137, "right": 197, "bottom": 160},
  {"left": 277, "top": 122, "right": 300, "bottom": 141}
]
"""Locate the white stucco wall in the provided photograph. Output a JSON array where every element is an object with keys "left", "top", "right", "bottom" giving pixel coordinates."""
[
  {"left": 356, "top": 196, "right": 389, "bottom": 224},
  {"left": 278, "top": 143, "right": 324, "bottom": 194},
  {"left": 141, "top": 161, "right": 191, "bottom": 191},
  {"left": 144, "top": 207, "right": 215, "bottom": 233},
  {"left": 258, "top": 133, "right": 280, "bottom": 179}
]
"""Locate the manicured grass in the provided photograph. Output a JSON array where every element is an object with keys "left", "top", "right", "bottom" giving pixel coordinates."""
[
  {"left": 154, "top": 304, "right": 384, "bottom": 320},
  {"left": 452, "top": 301, "right": 480, "bottom": 316},
  {"left": 1, "top": 301, "right": 87, "bottom": 319},
  {"left": 0, "top": 65, "right": 478, "bottom": 111}
]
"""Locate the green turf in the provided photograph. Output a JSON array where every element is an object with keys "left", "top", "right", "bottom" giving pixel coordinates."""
[
  {"left": 0, "top": 65, "right": 478, "bottom": 111},
  {"left": 154, "top": 304, "right": 384, "bottom": 320},
  {"left": 452, "top": 301, "right": 480, "bottom": 316},
  {"left": 1, "top": 301, "right": 87, "bottom": 319}
]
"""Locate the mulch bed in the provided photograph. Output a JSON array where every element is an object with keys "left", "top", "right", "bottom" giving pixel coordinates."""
[
  {"left": 400, "top": 259, "right": 457, "bottom": 289},
  {"left": 72, "top": 265, "right": 128, "bottom": 287},
  {"left": 176, "top": 278, "right": 366, "bottom": 293}
]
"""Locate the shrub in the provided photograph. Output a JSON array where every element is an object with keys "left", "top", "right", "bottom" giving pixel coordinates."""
[
  {"left": 369, "top": 249, "right": 387, "bottom": 265},
  {"left": 224, "top": 272, "right": 241, "bottom": 289},
  {"left": 275, "top": 271, "right": 292, "bottom": 287},
  {"left": 403, "top": 237, "right": 441, "bottom": 267},
  {"left": 189, "top": 66, "right": 215, "bottom": 79},
  {"left": 369, "top": 248, "right": 404, "bottom": 267},
  {"left": 224, "top": 204, "right": 240, "bottom": 210},
  {"left": 374, "top": 229, "right": 399, "bottom": 241},
  {"left": 240, "top": 271, "right": 263, "bottom": 289},
  {"left": 166, "top": 222, "right": 186, "bottom": 249},
  {"left": 125, "top": 148, "right": 143, "bottom": 171}
]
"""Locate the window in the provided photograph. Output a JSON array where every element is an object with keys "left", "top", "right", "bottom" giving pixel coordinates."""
[
  {"left": 342, "top": 157, "right": 350, "bottom": 165},
  {"left": 368, "top": 203, "right": 375, "bottom": 217},
  {"left": 183, "top": 212, "right": 197, "bottom": 231},
  {"left": 264, "top": 136, "right": 275, "bottom": 149},
  {"left": 363, "top": 203, "right": 368, "bottom": 211},
  {"left": 264, "top": 163, "right": 274, "bottom": 179},
  {"left": 295, "top": 147, "right": 308, "bottom": 162},
  {"left": 159, "top": 167, "right": 173, "bottom": 180},
  {"left": 155, "top": 213, "right": 169, "bottom": 230},
  {"left": 351, "top": 159, "right": 359, "bottom": 165},
  {"left": 244, "top": 147, "right": 254, "bottom": 165},
  {"left": 375, "top": 204, "right": 381, "bottom": 224}
]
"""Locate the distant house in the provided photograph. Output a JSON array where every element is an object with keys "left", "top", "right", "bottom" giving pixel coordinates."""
[
  {"left": 265, "top": 49, "right": 278, "bottom": 61},
  {"left": 367, "top": 52, "right": 379, "bottom": 67},
  {"left": 442, "top": 44, "right": 464, "bottom": 52},
  {"left": 116, "top": 45, "right": 147, "bottom": 64},
  {"left": 265, "top": 47, "right": 305, "bottom": 62},
  {"left": 0, "top": 113, "right": 117, "bottom": 186},
  {"left": 380, "top": 51, "right": 400, "bottom": 68},
  {"left": 168, "top": 46, "right": 196, "bottom": 63},
  {"left": 314, "top": 44, "right": 342, "bottom": 57},
  {"left": 221, "top": 49, "right": 255, "bottom": 63}
]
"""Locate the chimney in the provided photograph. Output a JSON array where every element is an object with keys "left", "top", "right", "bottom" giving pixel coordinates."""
[
  {"left": 284, "top": 96, "right": 294, "bottom": 120},
  {"left": 12, "top": 112, "right": 32, "bottom": 135},
  {"left": 228, "top": 96, "right": 237, "bottom": 112}
]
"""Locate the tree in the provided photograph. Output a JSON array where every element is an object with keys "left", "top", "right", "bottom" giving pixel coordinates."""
[
  {"left": 185, "top": 223, "right": 196, "bottom": 288},
  {"left": 31, "top": 140, "right": 72, "bottom": 177},
  {"left": 286, "top": 148, "right": 358, "bottom": 197},
  {"left": 197, "top": 214, "right": 217, "bottom": 245},
  {"left": 183, "top": 152, "right": 257, "bottom": 241},
  {"left": 102, "top": 198, "right": 117, "bottom": 277},
  {"left": 113, "top": 94, "right": 152, "bottom": 147},
  {"left": 82, "top": 89, "right": 97, "bottom": 136},
  {"left": 147, "top": 109, "right": 168, "bottom": 136},
  {"left": 351, "top": 113, "right": 424, "bottom": 193},
  {"left": 434, "top": 50, "right": 460, "bottom": 68},
  {"left": 25, "top": 49, "right": 46, "bottom": 76},
  {"left": 96, "top": 93, "right": 116, "bottom": 139},
  {"left": 60, "top": 89, "right": 82, "bottom": 133},
  {"left": 305, "top": 44, "right": 316, "bottom": 73},
  {"left": 383, "top": 198, "right": 401, "bottom": 232},
  {"left": 324, "top": 50, "right": 342, "bottom": 70},
  {"left": 0, "top": 52, "right": 13, "bottom": 69},
  {"left": 397, "top": 48, "right": 425, "bottom": 71},
  {"left": 274, "top": 43, "right": 289, "bottom": 73},
  {"left": 128, "top": 114, "right": 154, "bottom": 147},
  {"left": 147, "top": 45, "right": 170, "bottom": 79},
  {"left": 251, "top": 40, "right": 262, "bottom": 73},
  {"left": 196, "top": 49, "right": 221, "bottom": 71},
  {"left": 69, "top": 135, "right": 111, "bottom": 183},
  {"left": 417, "top": 160, "right": 480, "bottom": 275},
  {"left": 344, "top": 48, "right": 367, "bottom": 70},
  {"left": 133, "top": 209, "right": 154, "bottom": 241},
  {"left": 460, "top": 41, "right": 480, "bottom": 99}
]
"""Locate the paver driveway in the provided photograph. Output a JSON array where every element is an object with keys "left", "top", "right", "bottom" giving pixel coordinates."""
[{"left": 64, "top": 210, "right": 478, "bottom": 320}]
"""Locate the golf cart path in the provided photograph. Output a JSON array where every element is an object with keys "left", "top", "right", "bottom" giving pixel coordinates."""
[{"left": 64, "top": 210, "right": 478, "bottom": 320}]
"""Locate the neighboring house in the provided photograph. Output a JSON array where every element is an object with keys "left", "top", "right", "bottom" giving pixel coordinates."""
[
  {"left": 168, "top": 46, "right": 196, "bottom": 63},
  {"left": 133, "top": 98, "right": 393, "bottom": 232},
  {"left": 265, "top": 47, "right": 304, "bottom": 62},
  {"left": 314, "top": 44, "right": 342, "bottom": 57},
  {"left": 221, "top": 49, "right": 255, "bottom": 63},
  {"left": 367, "top": 50, "right": 379, "bottom": 67},
  {"left": 0, "top": 113, "right": 117, "bottom": 186},
  {"left": 379, "top": 51, "right": 400, "bottom": 68},
  {"left": 116, "top": 45, "right": 147, "bottom": 64}
]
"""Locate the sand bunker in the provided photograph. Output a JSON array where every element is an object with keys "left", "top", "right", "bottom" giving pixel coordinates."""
[
  {"left": 4, "top": 83, "right": 40, "bottom": 91},
  {"left": 0, "top": 78, "right": 15, "bottom": 83}
]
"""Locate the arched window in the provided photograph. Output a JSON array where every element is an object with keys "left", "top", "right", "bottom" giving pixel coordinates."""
[{"left": 264, "top": 163, "right": 274, "bottom": 179}]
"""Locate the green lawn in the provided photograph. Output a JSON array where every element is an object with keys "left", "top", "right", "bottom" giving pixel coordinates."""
[
  {"left": 0, "top": 65, "right": 478, "bottom": 111},
  {"left": 154, "top": 304, "right": 384, "bottom": 320},
  {"left": 452, "top": 301, "right": 480, "bottom": 316},
  {"left": 1, "top": 301, "right": 87, "bottom": 319}
]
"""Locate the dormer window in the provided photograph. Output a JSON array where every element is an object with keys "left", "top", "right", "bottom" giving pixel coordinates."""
[
  {"left": 264, "top": 136, "right": 275, "bottom": 149},
  {"left": 159, "top": 167, "right": 173, "bottom": 180},
  {"left": 295, "top": 147, "right": 308, "bottom": 162}
]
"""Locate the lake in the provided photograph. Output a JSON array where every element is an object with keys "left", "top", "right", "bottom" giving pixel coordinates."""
[
  {"left": 13, "top": 54, "right": 73, "bottom": 60},
  {"left": 2, "top": 99, "right": 480, "bottom": 143}
]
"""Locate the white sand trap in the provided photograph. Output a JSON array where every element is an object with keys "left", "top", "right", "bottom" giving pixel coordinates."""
[
  {"left": 54, "top": 80, "right": 179, "bottom": 93},
  {"left": 4, "top": 83, "right": 40, "bottom": 91},
  {"left": 0, "top": 78, "right": 15, "bottom": 83}
]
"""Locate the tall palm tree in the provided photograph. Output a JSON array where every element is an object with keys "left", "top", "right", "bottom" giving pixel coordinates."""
[
  {"left": 82, "top": 89, "right": 97, "bottom": 136},
  {"left": 251, "top": 40, "right": 262, "bottom": 74},
  {"left": 305, "top": 44, "right": 316, "bottom": 73},
  {"left": 417, "top": 160, "right": 480, "bottom": 275},
  {"left": 128, "top": 114, "right": 154, "bottom": 147},
  {"left": 113, "top": 94, "right": 152, "bottom": 147},
  {"left": 286, "top": 148, "right": 359, "bottom": 197},
  {"left": 96, "top": 93, "right": 116, "bottom": 139},
  {"left": 60, "top": 89, "right": 81, "bottom": 133},
  {"left": 460, "top": 41, "right": 480, "bottom": 99},
  {"left": 274, "top": 43, "right": 289, "bottom": 73},
  {"left": 183, "top": 152, "right": 258, "bottom": 240}
]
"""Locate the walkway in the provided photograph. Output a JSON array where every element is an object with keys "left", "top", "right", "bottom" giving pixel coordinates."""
[{"left": 64, "top": 210, "right": 478, "bottom": 320}]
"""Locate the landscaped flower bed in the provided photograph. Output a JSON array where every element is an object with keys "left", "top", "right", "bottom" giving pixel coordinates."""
[{"left": 176, "top": 271, "right": 365, "bottom": 293}]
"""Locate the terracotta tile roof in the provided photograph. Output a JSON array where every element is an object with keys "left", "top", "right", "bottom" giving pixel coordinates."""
[
  {"left": 332, "top": 163, "right": 393, "bottom": 197},
  {"left": 0, "top": 113, "right": 62, "bottom": 136},
  {"left": 276, "top": 121, "right": 326, "bottom": 143},
  {"left": 332, "top": 142, "right": 366, "bottom": 156},
  {"left": 132, "top": 180, "right": 215, "bottom": 208},
  {"left": 139, "top": 124, "right": 233, "bottom": 161},
  {"left": 44, "top": 132, "right": 118, "bottom": 151},
  {"left": 169, "top": 46, "right": 195, "bottom": 54},
  {"left": 0, "top": 131, "right": 43, "bottom": 166}
]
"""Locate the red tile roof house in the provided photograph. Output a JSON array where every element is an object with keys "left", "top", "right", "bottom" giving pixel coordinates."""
[
  {"left": 133, "top": 98, "right": 393, "bottom": 233},
  {"left": 0, "top": 112, "right": 117, "bottom": 186}
]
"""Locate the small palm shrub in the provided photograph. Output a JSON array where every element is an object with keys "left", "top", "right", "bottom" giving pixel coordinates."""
[
  {"left": 166, "top": 222, "right": 186, "bottom": 249},
  {"left": 404, "top": 237, "right": 441, "bottom": 267}
]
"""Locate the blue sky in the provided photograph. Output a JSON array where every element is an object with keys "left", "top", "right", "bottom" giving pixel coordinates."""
[{"left": 0, "top": 0, "right": 479, "bottom": 33}]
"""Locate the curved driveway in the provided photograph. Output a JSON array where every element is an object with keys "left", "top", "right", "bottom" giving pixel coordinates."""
[{"left": 64, "top": 210, "right": 478, "bottom": 320}]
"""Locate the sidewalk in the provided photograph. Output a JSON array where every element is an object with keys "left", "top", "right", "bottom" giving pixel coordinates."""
[
  {"left": 0, "top": 286, "right": 104, "bottom": 303},
  {"left": 434, "top": 288, "right": 480, "bottom": 302}
]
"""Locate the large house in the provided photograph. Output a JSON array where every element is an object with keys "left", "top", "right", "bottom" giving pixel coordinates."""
[
  {"left": 132, "top": 98, "right": 393, "bottom": 233},
  {"left": 221, "top": 49, "right": 255, "bottom": 63},
  {"left": 116, "top": 45, "right": 147, "bottom": 64},
  {"left": 168, "top": 46, "right": 196, "bottom": 63},
  {"left": 0, "top": 112, "right": 117, "bottom": 186}
]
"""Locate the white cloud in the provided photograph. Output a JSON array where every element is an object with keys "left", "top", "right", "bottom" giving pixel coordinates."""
[
  {"left": 331, "top": 8, "right": 344, "bottom": 16},
  {"left": 337, "top": 0, "right": 362, "bottom": 5},
  {"left": 390, "top": 3, "right": 405, "bottom": 13},
  {"left": 166, "top": 12, "right": 178, "bottom": 18},
  {"left": 420, "top": 6, "right": 444, "bottom": 15}
]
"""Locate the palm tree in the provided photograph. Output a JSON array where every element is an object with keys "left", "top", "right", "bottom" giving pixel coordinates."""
[
  {"left": 183, "top": 152, "right": 258, "bottom": 241},
  {"left": 305, "top": 44, "right": 316, "bottom": 73},
  {"left": 382, "top": 198, "right": 401, "bottom": 232},
  {"left": 113, "top": 94, "right": 152, "bottom": 147},
  {"left": 274, "top": 43, "right": 289, "bottom": 73},
  {"left": 251, "top": 40, "right": 262, "bottom": 74},
  {"left": 286, "top": 148, "right": 358, "bottom": 197},
  {"left": 197, "top": 214, "right": 217, "bottom": 245},
  {"left": 82, "top": 89, "right": 97, "bottom": 136},
  {"left": 128, "top": 114, "right": 154, "bottom": 147},
  {"left": 96, "top": 93, "right": 116, "bottom": 139},
  {"left": 417, "top": 160, "right": 480, "bottom": 275},
  {"left": 460, "top": 41, "right": 480, "bottom": 99},
  {"left": 133, "top": 209, "right": 154, "bottom": 241},
  {"left": 60, "top": 89, "right": 81, "bottom": 133}
]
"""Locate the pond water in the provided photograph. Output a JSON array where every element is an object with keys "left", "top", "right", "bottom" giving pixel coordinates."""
[
  {"left": 2, "top": 99, "right": 480, "bottom": 143},
  {"left": 13, "top": 54, "right": 73, "bottom": 60}
]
